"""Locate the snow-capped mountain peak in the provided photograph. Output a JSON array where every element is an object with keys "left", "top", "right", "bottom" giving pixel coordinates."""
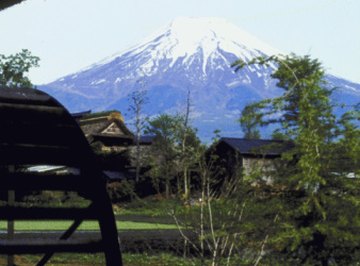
[
  {"left": 40, "top": 17, "right": 360, "bottom": 141},
  {"left": 168, "top": 17, "right": 279, "bottom": 56},
  {"left": 87, "top": 17, "right": 279, "bottom": 76}
]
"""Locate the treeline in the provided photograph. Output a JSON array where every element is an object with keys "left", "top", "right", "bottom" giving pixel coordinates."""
[
  {"left": 1, "top": 50, "right": 359, "bottom": 265},
  {"left": 124, "top": 54, "right": 360, "bottom": 265}
]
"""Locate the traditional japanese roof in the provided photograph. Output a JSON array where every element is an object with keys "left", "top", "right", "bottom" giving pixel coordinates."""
[
  {"left": 219, "top": 137, "right": 293, "bottom": 156},
  {"left": 77, "top": 111, "right": 133, "bottom": 138},
  {"left": 71, "top": 110, "right": 92, "bottom": 119}
]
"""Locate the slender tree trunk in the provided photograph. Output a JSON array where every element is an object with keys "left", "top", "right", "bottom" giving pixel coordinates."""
[
  {"left": 177, "top": 174, "right": 181, "bottom": 197},
  {"left": 135, "top": 130, "right": 141, "bottom": 183},
  {"left": 182, "top": 90, "right": 191, "bottom": 200},
  {"left": 183, "top": 166, "right": 189, "bottom": 199},
  {"left": 128, "top": 83, "right": 147, "bottom": 183},
  {"left": 165, "top": 180, "right": 170, "bottom": 199},
  {"left": 200, "top": 169, "right": 205, "bottom": 265}
]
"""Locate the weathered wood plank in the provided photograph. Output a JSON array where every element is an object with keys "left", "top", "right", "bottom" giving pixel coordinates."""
[
  {"left": 0, "top": 206, "right": 99, "bottom": 220},
  {"left": 0, "top": 144, "right": 91, "bottom": 166},
  {"left": 0, "top": 173, "right": 90, "bottom": 190},
  {"left": 0, "top": 238, "right": 103, "bottom": 254},
  {"left": 0, "top": 123, "right": 85, "bottom": 148}
]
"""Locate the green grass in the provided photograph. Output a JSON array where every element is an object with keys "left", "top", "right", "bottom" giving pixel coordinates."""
[
  {"left": 0, "top": 220, "right": 177, "bottom": 231},
  {"left": 0, "top": 253, "right": 250, "bottom": 266},
  {"left": 115, "top": 197, "right": 184, "bottom": 217}
]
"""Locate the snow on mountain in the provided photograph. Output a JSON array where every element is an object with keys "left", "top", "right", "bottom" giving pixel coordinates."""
[{"left": 39, "top": 17, "right": 360, "bottom": 141}]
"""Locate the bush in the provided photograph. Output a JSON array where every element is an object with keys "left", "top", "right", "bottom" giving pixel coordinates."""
[{"left": 107, "top": 180, "right": 136, "bottom": 202}]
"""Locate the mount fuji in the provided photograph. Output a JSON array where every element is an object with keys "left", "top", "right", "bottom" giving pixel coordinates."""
[{"left": 39, "top": 17, "right": 360, "bottom": 141}]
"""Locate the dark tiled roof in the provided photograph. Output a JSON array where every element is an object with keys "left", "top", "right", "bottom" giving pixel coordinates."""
[
  {"left": 71, "top": 110, "right": 92, "bottom": 119},
  {"left": 220, "top": 137, "right": 293, "bottom": 156},
  {"left": 138, "top": 135, "right": 155, "bottom": 145},
  {"left": 103, "top": 170, "right": 126, "bottom": 180}
]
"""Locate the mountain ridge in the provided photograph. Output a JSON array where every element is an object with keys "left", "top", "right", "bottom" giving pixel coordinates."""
[{"left": 39, "top": 17, "right": 360, "bottom": 141}]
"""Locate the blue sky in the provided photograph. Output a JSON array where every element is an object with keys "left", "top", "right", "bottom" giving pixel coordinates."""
[{"left": 0, "top": 0, "right": 359, "bottom": 84}]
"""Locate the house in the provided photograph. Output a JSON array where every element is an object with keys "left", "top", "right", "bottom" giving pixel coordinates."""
[
  {"left": 74, "top": 110, "right": 155, "bottom": 181},
  {"left": 75, "top": 110, "right": 134, "bottom": 153},
  {"left": 210, "top": 137, "right": 293, "bottom": 179}
]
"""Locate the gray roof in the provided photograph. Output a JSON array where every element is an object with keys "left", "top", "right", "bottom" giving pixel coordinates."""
[
  {"left": 220, "top": 137, "right": 293, "bottom": 156},
  {"left": 103, "top": 170, "right": 126, "bottom": 180},
  {"left": 138, "top": 135, "right": 155, "bottom": 145}
]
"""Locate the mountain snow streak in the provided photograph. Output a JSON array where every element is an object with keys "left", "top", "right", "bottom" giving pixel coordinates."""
[{"left": 39, "top": 17, "right": 360, "bottom": 141}]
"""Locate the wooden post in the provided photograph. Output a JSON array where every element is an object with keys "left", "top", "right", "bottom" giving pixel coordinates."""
[
  {"left": 7, "top": 165, "right": 15, "bottom": 266},
  {"left": 89, "top": 171, "right": 123, "bottom": 266}
]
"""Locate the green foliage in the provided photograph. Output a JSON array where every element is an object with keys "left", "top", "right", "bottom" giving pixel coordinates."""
[
  {"left": 146, "top": 114, "right": 183, "bottom": 146},
  {"left": 107, "top": 180, "right": 136, "bottom": 203},
  {"left": 145, "top": 114, "right": 182, "bottom": 195},
  {"left": 239, "top": 104, "right": 261, "bottom": 139},
  {"left": 0, "top": 49, "right": 39, "bottom": 88},
  {"left": 145, "top": 113, "right": 201, "bottom": 197},
  {"left": 22, "top": 191, "right": 90, "bottom": 208},
  {"left": 337, "top": 110, "right": 360, "bottom": 176},
  {"left": 236, "top": 54, "right": 335, "bottom": 138},
  {"left": 233, "top": 53, "right": 360, "bottom": 265},
  {"left": 2, "top": 252, "right": 250, "bottom": 266},
  {"left": 118, "top": 196, "right": 184, "bottom": 217}
]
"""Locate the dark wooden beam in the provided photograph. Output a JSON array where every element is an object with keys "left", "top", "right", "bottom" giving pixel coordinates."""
[
  {"left": 0, "top": 0, "right": 26, "bottom": 12},
  {"left": 1, "top": 173, "right": 89, "bottom": 191},
  {"left": 0, "top": 238, "right": 103, "bottom": 254},
  {"left": 0, "top": 206, "right": 99, "bottom": 220}
]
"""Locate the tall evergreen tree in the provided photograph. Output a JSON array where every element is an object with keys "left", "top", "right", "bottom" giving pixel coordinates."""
[
  {"left": 233, "top": 54, "right": 360, "bottom": 265},
  {"left": 239, "top": 104, "right": 261, "bottom": 139}
]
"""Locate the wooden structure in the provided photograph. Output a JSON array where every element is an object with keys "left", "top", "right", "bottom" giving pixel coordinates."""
[
  {"left": 0, "top": 87, "right": 122, "bottom": 265},
  {"left": 76, "top": 111, "right": 134, "bottom": 152},
  {"left": 210, "top": 137, "right": 293, "bottom": 178},
  {"left": 0, "top": 0, "right": 25, "bottom": 12}
]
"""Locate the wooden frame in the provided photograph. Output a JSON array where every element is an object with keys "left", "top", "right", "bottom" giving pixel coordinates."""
[{"left": 0, "top": 87, "right": 123, "bottom": 266}]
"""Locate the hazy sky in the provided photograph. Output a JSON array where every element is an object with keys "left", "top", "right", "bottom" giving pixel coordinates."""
[{"left": 0, "top": 0, "right": 359, "bottom": 84}]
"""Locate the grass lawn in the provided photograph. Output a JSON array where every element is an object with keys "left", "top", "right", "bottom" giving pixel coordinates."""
[
  {"left": 115, "top": 197, "right": 184, "bottom": 217},
  {"left": 0, "top": 253, "right": 248, "bottom": 266},
  {"left": 0, "top": 220, "right": 177, "bottom": 231}
]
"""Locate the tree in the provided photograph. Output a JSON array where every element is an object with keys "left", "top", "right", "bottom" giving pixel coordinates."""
[
  {"left": 233, "top": 54, "right": 360, "bottom": 265},
  {"left": 239, "top": 104, "right": 261, "bottom": 139},
  {"left": 336, "top": 108, "right": 360, "bottom": 176},
  {"left": 171, "top": 136, "right": 272, "bottom": 266},
  {"left": 170, "top": 142, "right": 245, "bottom": 266},
  {"left": 177, "top": 90, "right": 201, "bottom": 200},
  {"left": 128, "top": 80, "right": 148, "bottom": 183},
  {"left": 145, "top": 114, "right": 182, "bottom": 198},
  {"left": 0, "top": 49, "right": 39, "bottom": 88}
]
